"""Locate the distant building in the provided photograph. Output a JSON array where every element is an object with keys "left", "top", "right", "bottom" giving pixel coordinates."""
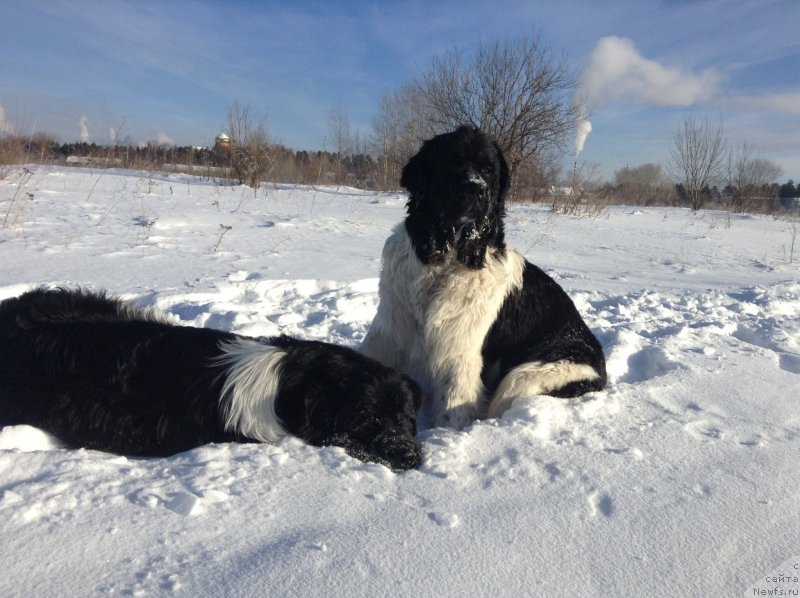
[
  {"left": 781, "top": 196, "right": 800, "bottom": 209},
  {"left": 214, "top": 131, "right": 231, "bottom": 151}
]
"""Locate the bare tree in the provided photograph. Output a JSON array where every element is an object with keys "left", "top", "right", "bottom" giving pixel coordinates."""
[
  {"left": 515, "top": 147, "right": 562, "bottom": 201},
  {"left": 553, "top": 160, "right": 606, "bottom": 216},
  {"left": 226, "top": 102, "right": 274, "bottom": 188},
  {"left": 0, "top": 136, "right": 26, "bottom": 180},
  {"left": 727, "top": 141, "right": 783, "bottom": 212},
  {"left": 668, "top": 116, "right": 726, "bottom": 211},
  {"left": 327, "top": 104, "right": 352, "bottom": 182},
  {"left": 615, "top": 163, "right": 673, "bottom": 205},
  {"left": 415, "top": 35, "right": 580, "bottom": 187},
  {"left": 371, "top": 83, "right": 434, "bottom": 189}
]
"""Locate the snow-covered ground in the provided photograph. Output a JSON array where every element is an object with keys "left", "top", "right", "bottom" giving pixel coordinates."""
[{"left": 1, "top": 166, "right": 798, "bottom": 597}]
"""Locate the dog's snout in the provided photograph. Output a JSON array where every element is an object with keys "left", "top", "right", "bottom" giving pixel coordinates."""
[
  {"left": 470, "top": 174, "right": 488, "bottom": 188},
  {"left": 386, "top": 441, "right": 422, "bottom": 470},
  {"left": 461, "top": 175, "right": 487, "bottom": 193},
  {"left": 396, "top": 446, "right": 422, "bottom": 470},
  {"left": 372, "top": 433, "right": 422, "bottom": 470}
]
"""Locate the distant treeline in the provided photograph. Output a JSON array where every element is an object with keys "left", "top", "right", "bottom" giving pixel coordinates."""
[
  {"left": 1, "top": 134, "right": 384, "bottom": 189},
  {"left": 1, "top": 133, "right": 798, "bottom": 216}
]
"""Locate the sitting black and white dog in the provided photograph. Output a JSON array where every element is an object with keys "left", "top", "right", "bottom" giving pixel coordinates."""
[
  {"left": 360, "top": 125, "right": 606, "bottom": 429},
  {"left": 0, "top": 288, "right": 423, "bottom": 470}
]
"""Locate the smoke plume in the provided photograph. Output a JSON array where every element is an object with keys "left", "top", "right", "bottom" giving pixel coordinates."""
[
  {"left": 575, "top": 117, "right": 592, "bottom": 157},
  {"left": 0, "top": 104, "right": 15, "bottom": 135},
  {"left": 79, "top": 116, "right": 90, "bottom": 143}
]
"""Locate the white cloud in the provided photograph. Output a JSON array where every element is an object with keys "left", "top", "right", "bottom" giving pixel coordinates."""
[
  {"left": 730, "top": 91, "right": 800, "bottom": 115},
  {"left": 580, "top": 36, "right": 720, "bottom": 108},
  {"left": 0, "top": 104, "right": 15, "bottom": 135},
  {"left": 78, "top": 115, "right": 90, "bottom": 142},
  {"left": 572, "top": 36, "right": 720, "bottom": 157}
]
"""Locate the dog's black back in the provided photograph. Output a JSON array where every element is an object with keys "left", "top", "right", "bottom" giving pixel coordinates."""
[
  {"left": 0, "top": 288, "right": 244, "bottom": 455},
  {"left": 482, "top": 262, "right": 607, "bottom": 396},
  {"left": 0, "top": 288, "right": 423, "bottom": 469}
]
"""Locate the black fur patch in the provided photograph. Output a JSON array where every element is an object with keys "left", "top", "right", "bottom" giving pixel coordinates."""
[{"left": 0, "top": 288, "right": 422, "bottom": 470}]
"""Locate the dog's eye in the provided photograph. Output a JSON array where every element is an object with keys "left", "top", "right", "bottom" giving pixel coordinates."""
[{"left": 352, "top": 416, "right": 381, "bottom": 436}]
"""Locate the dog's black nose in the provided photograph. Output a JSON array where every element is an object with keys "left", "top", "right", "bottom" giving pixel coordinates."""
[
  {"left": 392, "top": 445, "right": 422, "bottom": 470},
  {"left": 460, "top": 176, "right": 487, "bottom": 195},
  {"left": 374, "top": 435, "right": 422, "bottom": 470}
]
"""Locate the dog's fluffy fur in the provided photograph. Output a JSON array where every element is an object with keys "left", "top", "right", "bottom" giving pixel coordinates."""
[
  {"left": 0, "top": 288, "right": 423, "bottom": 470},
  {"left": 361, "top": 125, "right": 606, "bottom": 429}
]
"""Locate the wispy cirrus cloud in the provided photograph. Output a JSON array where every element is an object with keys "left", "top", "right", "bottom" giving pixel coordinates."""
[{"left": 729, "top": 90, "right": 800, "bottom": 115}]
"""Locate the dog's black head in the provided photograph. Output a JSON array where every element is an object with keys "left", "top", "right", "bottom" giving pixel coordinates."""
[
  {"left": 401, "top": 125, "right": 510, "bottom": 269},
  {"left": 318, "top": 374, "right": 423, "bottom": 471},
  {"left": 272, "top": 339, "right": 424, "bottom": 471}
]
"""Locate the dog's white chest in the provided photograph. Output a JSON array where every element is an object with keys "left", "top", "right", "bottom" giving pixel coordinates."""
[{"left": 378, "top": 226, "right": 524, "bottom": 426}]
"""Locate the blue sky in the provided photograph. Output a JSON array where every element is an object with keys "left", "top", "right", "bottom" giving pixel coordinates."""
[{"left": 2, "top": 0, "right": 799, "bottom": 180}]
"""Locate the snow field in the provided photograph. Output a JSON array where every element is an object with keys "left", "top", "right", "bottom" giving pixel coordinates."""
[{"left": 1, "top": 166, "right": 798, "bottom": 596}]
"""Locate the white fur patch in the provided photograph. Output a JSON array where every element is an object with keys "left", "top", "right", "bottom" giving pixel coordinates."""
[
  {"left": 218, "top": 339, "right": 287, "bottom": 443},
  {"left": 467, "top": 174, "right": 487, "bottom": 188},
  {"left": 361, "top": 223, "right": 525, "bottom": 429},
  {"left": 486, "top": 361, "right": 602, "bottom": 419}
]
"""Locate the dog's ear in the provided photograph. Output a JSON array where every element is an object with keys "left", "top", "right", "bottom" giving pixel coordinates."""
[
  {"left": 493, "top": 141, "right": 511, "bottom": 199},
  {"left": 400, "top": 147, "right": 427, "bottom": 195}
]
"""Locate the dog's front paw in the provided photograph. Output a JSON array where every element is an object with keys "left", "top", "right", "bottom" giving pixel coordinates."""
[{"left": 435, "top": 403, "right": 477, "bottom": 430}]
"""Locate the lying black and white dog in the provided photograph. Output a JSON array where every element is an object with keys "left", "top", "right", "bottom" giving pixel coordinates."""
[
  {"left": 0, "top": 288, "right": 422, "bottom": 470},
  {"left": 361, "top": 125, "right": 606, "bottom": 429}
]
